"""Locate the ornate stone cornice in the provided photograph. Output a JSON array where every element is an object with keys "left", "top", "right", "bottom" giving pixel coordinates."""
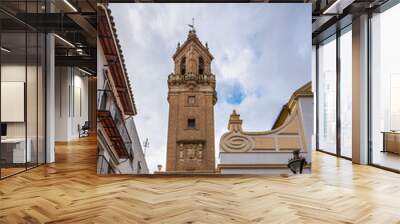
[{"left": 167, "top": 73, "right": 216, "bottom": 89}]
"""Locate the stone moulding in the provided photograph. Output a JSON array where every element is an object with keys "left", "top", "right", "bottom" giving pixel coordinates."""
[
  {"left": 220, "top": 132, "right": 255, "bottom": 153},
  {"left": 219, "top": 101, "right": 308, "bottom": 154}
]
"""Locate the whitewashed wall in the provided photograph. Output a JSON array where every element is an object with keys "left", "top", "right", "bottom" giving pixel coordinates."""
[{"left": 54, "top": 67, "right": 89, "bottom": 141}]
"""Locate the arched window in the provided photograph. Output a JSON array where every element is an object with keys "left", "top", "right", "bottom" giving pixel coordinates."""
[
  {"left": 180, "top": 57, "right": 186, "bottom": 74},
  {"left": 198, "top": 57, "right": 204, "bottom": 75}
]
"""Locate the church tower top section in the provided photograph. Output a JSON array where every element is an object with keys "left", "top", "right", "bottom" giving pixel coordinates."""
[
  {"left": 172, "top": 29, "right": 214, "bottom": 63},
  {"left": 168, "top": 28, "right": 217, "bottom": 105}
]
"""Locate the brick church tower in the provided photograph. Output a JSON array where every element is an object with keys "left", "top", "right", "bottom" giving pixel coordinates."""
[{"left": 166, "top": 26, "right": 217, "bottom": 172}]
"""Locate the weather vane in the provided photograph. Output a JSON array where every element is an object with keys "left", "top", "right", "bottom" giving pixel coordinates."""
[{"left": 188, "top": 18, "right": 195, "bottom": 32}]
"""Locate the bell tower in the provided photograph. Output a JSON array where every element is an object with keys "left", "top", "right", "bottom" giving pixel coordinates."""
[{"left": 166, "top": 25, "right": 217, "bottom": 172}]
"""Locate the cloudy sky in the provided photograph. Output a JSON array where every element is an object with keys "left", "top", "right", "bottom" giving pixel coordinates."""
[{"left": 109, "top": 3, "right": 311, "bottom": 173}]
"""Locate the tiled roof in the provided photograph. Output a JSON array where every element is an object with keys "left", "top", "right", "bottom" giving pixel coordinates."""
[{"left": 99, "top": 5, "right": 137, "bottom": 115}]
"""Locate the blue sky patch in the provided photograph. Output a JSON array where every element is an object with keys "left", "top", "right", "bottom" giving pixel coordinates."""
[{"left": 223, "top": 82, "right": 246, "bottom": 105}]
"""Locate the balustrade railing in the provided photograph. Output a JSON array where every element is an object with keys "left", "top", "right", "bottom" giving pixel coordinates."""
[{"left": 168, "top": 73, "right": 216, "bottom": 83}]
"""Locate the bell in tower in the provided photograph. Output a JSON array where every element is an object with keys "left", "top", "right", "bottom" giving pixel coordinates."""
[{"left": 166, "top": 21, "right": 217, "bottom": 173}]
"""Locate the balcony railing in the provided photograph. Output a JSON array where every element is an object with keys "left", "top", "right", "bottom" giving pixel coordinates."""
[
  {"left": 97, "top": 89, "right": 133, "bottom": 159},
  {"left": 168, "top": 73, "right": 216, "bottom": 84}
]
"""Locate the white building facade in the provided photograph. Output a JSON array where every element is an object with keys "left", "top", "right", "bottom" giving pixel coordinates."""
[
  {"left": 219, "top": 82, "right": 313, "bottom": 174},
  {"left": 96, "top": 5, "right": 148, "bottom": 174}
]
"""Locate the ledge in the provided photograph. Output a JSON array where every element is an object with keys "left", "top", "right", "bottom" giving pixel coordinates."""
[{"left": 218, "top": 163, "right": 312, "bottom": 169}]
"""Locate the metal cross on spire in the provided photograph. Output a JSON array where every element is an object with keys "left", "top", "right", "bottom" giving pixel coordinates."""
[{"left": 188, "top": 18, "right": 195, "bottom": 32}]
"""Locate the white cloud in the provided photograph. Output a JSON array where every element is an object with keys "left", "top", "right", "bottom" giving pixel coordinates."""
[{"left": 109, "top": 3, "right": 311, "bottom": 173}]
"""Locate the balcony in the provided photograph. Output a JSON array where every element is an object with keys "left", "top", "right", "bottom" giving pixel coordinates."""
[
  {"left": 97, "top": 89, "right": 132, "bottom": 159},
  {"left": 168, "top": 73, "right": 216, "bottom": 86}
]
